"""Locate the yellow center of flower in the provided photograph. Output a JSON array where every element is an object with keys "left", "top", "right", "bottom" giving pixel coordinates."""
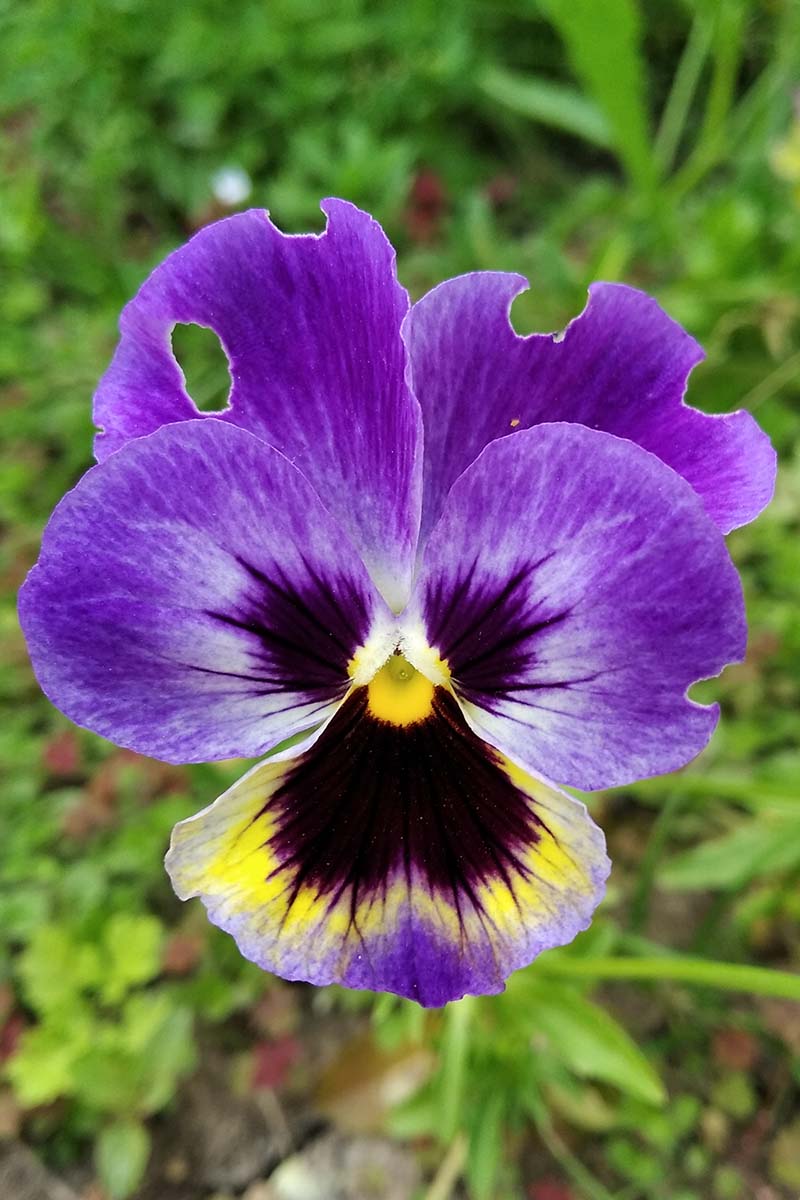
[{"left": 366, "top": 654, "right": 435, "bottom": 726}]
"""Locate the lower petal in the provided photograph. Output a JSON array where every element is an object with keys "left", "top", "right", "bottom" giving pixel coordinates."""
[{"left": 166, "top": 683, "right": 608, "bottom": 1007}]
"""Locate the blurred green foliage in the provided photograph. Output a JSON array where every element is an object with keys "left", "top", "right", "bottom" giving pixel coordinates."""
[{"left": 1, "top": 0, "right": 800, "bottom": 1197}]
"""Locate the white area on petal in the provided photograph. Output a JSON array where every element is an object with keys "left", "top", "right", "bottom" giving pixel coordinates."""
[
  {"left": 347, "top": 611, "right": 400, "bottom": 685},
  {"left": 398, "top": 618, "right": 451, "bottom": 685},
  {"left": 347, "top": 614, "right": 450, "bottom": 689}
]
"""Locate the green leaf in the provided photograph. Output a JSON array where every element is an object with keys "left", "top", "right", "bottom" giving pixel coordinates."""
[
  {"left": 607, "top": 1135, "right": 663, "bottom": 1189},
  {"left": 510, "top": 979, "right": 665, "bottom": 1105},
  {"left": 18, "top": 924, "right": 101, "bottom": 1014},
  {"left": 477, "top": 65, "right": 611, "bottom": 146},
  {"left": 66, "top": 992, "right": 195, "bottom": 1117},
  {"left": 659, "top": 818, "right": 800, "bottom": 891},
  {"left": 386, "top": 1086, "right": 438, "bottom": 1141},
  {"left": 95, "top": 1119, "right": 151, "bottom": 1200},
  {"left": 73, "top": 1043, "right": 142, "bottom": 1114},
  {"left": 6, "top": 1016, "right": 92, "bottom": 1107},
  {"left": 101, "top": 913, "right": 164, "bottom": 1005},
  {"left": 539, "top": 0, "right": 656, "bottom": 195},
  {"left": 544, "top": 1079, "right": 618, "bottom": 1132},
  {"left": 135, "top": 1003, "right": 196, "bottom": 1114}
]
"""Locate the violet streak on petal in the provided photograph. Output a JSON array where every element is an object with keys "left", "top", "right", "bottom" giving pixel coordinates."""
[
  {"left": 403, "top": 272, "right": 775, "bottom": 544},
  {"left": 93, "top": 200, "right": 422, "bottom": 610},
  {"left": 409, "top": 423, "right": 746, "bottom": 791},
  {"left": 19, "top": 420, "right": 392, "bottom": 763}
]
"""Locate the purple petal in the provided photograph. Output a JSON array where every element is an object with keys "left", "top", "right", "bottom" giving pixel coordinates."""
[
  {"left": 408, "top": 423, "right": 746, "bottom": 791},
  {"left": 19, "top": 420, "right": 392, "bottom": 763},
  {"left": 94, "top": 200, "right": 421, "bottom": 609},
  {"left": 167, "top": 686, "right": 608, "bottom": 1006},
  {"left": 403, "top": 274, "right": 775, "bottom": 543}
]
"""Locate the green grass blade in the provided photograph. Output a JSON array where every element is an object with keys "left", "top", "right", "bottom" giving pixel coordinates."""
[
  {"left": 477, "top": 64, "right": 611, "bottom": 146},
  {"left": 538, "top": 954, "right": 800, "bottom": 1000},
  {"left": 539, "top": 0, "right": 656, "bottom": 196},
  {"left": 653, "top": 10, "right": 714, "bottom": 174},
  {"left": 668, "top": 0, "right": 749, "bottom": 201}
]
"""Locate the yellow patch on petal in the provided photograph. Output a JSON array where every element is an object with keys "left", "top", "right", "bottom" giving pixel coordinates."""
[
  {"left": 175, "top": 780, "right": 335, "bottom": 941},
  {"left": 177, "top": 785, "right": 281, "bottom": 906},
  {"left": 367, "top": 655, "right": 435, "bottom": 726},
  {"left": 166, "top": 686, "right": 608, "bottom": 1006}
]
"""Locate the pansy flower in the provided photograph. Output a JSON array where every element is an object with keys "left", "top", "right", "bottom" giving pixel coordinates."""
[{"left": 20, "top": 200, "right": 774, "bottom": 1006}]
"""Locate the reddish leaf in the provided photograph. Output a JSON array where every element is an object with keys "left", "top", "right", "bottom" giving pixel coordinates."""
[
  {"left": 251, "top": 1036, "right": 301, "bottom": 1091},
  {"left": 162, "top": 933, "right": 205, "bottom": 976},
  {"left": 42, "top": 729, "right": 81, "bottom": 775},
  {"left": 0, "top": 983, "right": 13, "bottom": 1026},
  {"left": 485, "top": 173, "right": 518, "bottom": 207},
  {"left": 0, "top": 1012, "right": 27, "bottom": 1064},
  {"left": 404, "top": 168, "right": 447, "bottom": 244},
  {"left": 250, "top": 983, "right": 300, "bottom": 1038},
  {"left": 61, "top": 786, "right": 116, "bottom": 840},
  {"left": 712, "top": 1028, "right": 759, "bottom": 1072},
  {"left": 529, "top": 1178, "right": 574, "bottom": 1200}
]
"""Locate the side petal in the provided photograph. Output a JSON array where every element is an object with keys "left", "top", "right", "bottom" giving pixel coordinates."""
[
  {"left": 94, "top": 200, "right": 422, "bottom": 610},
  {"left": 403, "top": 273, "right": 775, "bottom": 543},
  {"left": 407, "top": 423, "right": 746, "bottom": 791},
  {"left": 166, "top": 686, "right": 608, "bottom": 1007},
  {"left": 19, "top": 420, "right": 392, "bottom": 763}
]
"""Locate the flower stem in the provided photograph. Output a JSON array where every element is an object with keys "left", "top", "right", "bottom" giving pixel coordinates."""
[{"left": 439, "top": 995, "right": 475, "bottom": 1142}]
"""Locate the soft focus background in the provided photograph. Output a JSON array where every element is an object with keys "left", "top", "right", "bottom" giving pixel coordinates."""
[{"left": 1, "top": 2, "right": 800, "bottom": 1198}]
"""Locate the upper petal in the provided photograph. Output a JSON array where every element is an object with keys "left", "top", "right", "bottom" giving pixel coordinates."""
[
  {"left": 403, "top": 273, "right": 775, "bottom": 544},
  {"left": 407, "top": 423, "right": 746, "bottom": 791},
  {"left": 93, "top": 199, "right": 422, "bottom": 610},
  {"left": 19, "top": 420, "right": 392, "bottom": 763}
]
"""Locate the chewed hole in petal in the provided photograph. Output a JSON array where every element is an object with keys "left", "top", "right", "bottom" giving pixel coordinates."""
[
  {"left": 508, "top": 287, "right": 540, "bottom": 336},
  {"left": 171, "top": 322, "right": 232, "bottom": 413},
  {"left": 509, "top": 288, "right": 568, "bottom": 340},
  {"left": 687, "top": 677, "right": 719, "bottom": 705}
]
